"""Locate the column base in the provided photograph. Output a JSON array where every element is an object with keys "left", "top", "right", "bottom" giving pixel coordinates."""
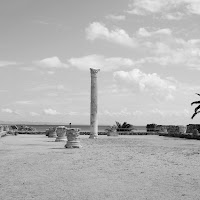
[
  {"left": 89, "top": 134, "right": 98, "bottom": 139},
  {"left": 48, "top": 134, "right": 57, "bottom": 138},
  {"left": 65, "top": 141, "right": 82, "bottom": 148},
  {"left": 107, "top": 131, "right": 118, "bottom": 137},
  {"left": 55, "top": 137, "right": 67, "bottom": 142}
]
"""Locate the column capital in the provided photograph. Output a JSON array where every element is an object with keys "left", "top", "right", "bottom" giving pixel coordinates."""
[{"left": 90, "top": 68, "right": 100, "bottom": 76}]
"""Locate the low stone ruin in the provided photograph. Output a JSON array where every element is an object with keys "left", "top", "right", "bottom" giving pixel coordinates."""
[
  {"left": 65, "top": 128, "right": 82, "bottom": 148},
  {"left": 55, "top": 126, "right": 67, "bottom": 142},
  {"left": 0, "top": 125, "right": 18, "bottom": 137},
  {"left": 186, "top": 124, "right": 200, "bottom": 133},
  {"left": 47, "top": 127, "right": 57, "bottom": 138}
]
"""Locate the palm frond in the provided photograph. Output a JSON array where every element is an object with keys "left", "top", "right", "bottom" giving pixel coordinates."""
[
  {"left": 115, "top": 121, "right": 121, "bottom": 128},
  {"left": 122, "top": 122, "right": 127, "bottom": 128},
  {"left": 191, "top": 110, "right": 200, "bottom": 119},
  {"left": 125, "top": 124, "right": 131, "bottom": 128},
  {"left": 195, "top": 105, "right": 200, "bottom": 113},
  {"left": 191, "top": 100, "right": 200, "bottom": 106}
]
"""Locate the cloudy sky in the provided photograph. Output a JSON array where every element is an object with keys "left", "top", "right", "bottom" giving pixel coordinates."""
[{"left": 0, "top": 0, "right": 200, "bottom": 125}]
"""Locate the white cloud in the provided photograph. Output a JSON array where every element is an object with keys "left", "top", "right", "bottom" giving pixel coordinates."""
[
  {"left": 132, "top": 110, "right": 143, "bottom": 116},
  {"left": 152, "top": 39, "right": 200, "bottom": 68},
  {"left": 186, "top": 0, "right": 200, "bottom": 15},
  {"left": 150, "top": 108, "right": 165, "bottom": 117},
  {"left": 106, "top": 14, "right": 126, "bottom": 21},
  {"left": 31, "top": 84, "right": 66, "bottom": 91},
  {"left": 1, "top": 108, "right": 20, "bottom": 115},
  {"left": 99, "top": 108, "right": 144, "bottom": 117},
  {"left": 15, "top": 101, "right": 33, "bottom": 105},
  {"left": 137, "top": 28, "right": 172, "bottom": 37},
  {"left": 128, "top": 0, "right": 167, "bottom": 15},
  {"left": 30, "top": 112, "right": 40, "bottom": 116},
  {"left": 34, "top": 20, "right": 49, "bottom": 25},
  {"left": 99, "top": 108, "right": 132, "bottom": 117},
  {"left": 164, "top": 12, "right": 184, "bottom": 20},
  {"left": 0, "top": 90, "right": 8, "bottom": 93},
  {"left": 47, "top": 93, "right": 58, "bottom": 97},
  {"left": 57, "top": 85, "right": 65, "bottom": 90},
  {"left": 85, "top": 23, "right": 200, "bottom": 70},
  {"left": 65, "top": 111, "right": 89, "bottom": 116},
  {"left": 128, "top": 0, "right": 200, "bottom": 16},
  {"left": 47, "top": 71, "right": 55, "bottom": 75},
  {"left": 0, "top": 61, "right": 20, "bottom": 67},
  {"left": 34, "top": 56, "right": 69, "bottom": 69},
  {"left": 20, "top": 67, "right": 35, "bottom": 71},
  {"left": 149, "top": 108, "right": 190, "bottom": 117},
  {"left": 68, "top": 111, "right": 78, "bottom": 116},
  {"left": 1, "top": 108, "right": 13, "bottom": 113},
  {"left": 86, "top": 22, "right": 137, "bottom": 48},
  {"left": 43, "top": 108, "right": 60, "bottom": 115},
  {"left": 69, "top": 54, "right": 134, "bottom": 71},
  {"left": 136, "top": 34, "right": 200, "bottom": 69},
  {"left": 113, "top": 69, "right": 176, "bottom": 101}
]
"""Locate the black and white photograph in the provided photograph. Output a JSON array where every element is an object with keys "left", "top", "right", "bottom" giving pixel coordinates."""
[{"left": 0, "top": 0, "right": 200, "bottom": 199}]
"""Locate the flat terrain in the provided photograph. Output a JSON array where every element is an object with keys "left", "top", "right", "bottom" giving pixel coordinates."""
[{"left": 0, "top": 134, "right": 200, "bottom": 200}]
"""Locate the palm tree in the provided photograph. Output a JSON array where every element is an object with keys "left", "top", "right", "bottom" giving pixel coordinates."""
[
  {"left": 191, "top": 93, "right": 200, "bottom": 119},
  {"left": 115, "top": 121, "right": 135, "bottom": 131}
]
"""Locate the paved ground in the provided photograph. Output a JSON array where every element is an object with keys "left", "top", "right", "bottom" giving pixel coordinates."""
[{"left": 0, "top": 134, "right": 200, "bottom": 200}]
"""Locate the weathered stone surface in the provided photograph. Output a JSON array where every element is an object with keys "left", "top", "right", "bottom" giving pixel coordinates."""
[
  {"left": 0, "top": 125, "right": 4, "bottom": 132},
  {"left": 146, "top": 124, "right": 158, "bottom": 132},
  {"left": 192, "top": 129, "right": 199, "bottom": 136},
  {"left": 3, "top": 125, "right": 9, "bottom": 132},
  {"left": 89, "top": 68, "right": 100, "bottom": 139},
  {"left": 65, "top": 128, "right": 82, "bottom": 148},
  {"left": 0, "top": 131, "right": 7, "bottom": 138},
  {"left": 55, "top": 126, "right": 67, "bottom": 142},
  {"left": 48, "top": 127, "right": 57, "bottom": 138},
  {"left": 107, "top": 130, "right": 119, "bottom": 136},
  {"left": 45, "top": 129, "right": 49, "bottom": 136},
  {"left": 186, "top": 124, "right": 200, "bottom": 133},
  {"left": 178, "top": 126, "right": 187, "bottom": 134},
  {"left": 0, "top": 125, "right": 7, "bottom": 138},
  {"left": 151, "top": 125, "right": 187, "bottom": 135}
]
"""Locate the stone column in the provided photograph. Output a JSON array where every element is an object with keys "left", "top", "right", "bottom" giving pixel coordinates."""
[{"left": 89, "top": 68, "right": 100, "bottom": 139}]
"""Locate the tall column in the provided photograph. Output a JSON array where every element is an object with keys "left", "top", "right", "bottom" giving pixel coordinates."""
[{"left": 89, "top": 68, "right": 100, "bottom": 139}]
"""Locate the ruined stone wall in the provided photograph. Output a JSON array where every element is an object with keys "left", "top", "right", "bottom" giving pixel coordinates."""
[
  {"left": 0, "top": 125, "right": 8, "bottom": 137},
  {"left": 146, "top": 124, "right": 158, "bottom": 132},
  {"left": 165, "top": 125, "right": 186, "bottom": 134},
  {"left": 186, "top": 124, "right": 200, "bottom": 133},
  {"left": 148, "top": 125, "right": 187, "bottom": 134}
]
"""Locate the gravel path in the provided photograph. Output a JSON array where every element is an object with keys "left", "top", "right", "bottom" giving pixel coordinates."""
[{"left": 0, "top": 135, "right": 200, "bottom": 200}]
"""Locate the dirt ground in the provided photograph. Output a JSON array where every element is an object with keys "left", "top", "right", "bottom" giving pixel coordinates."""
[{"left": 0, "top": 134, "right": 200, "bottom": 200}]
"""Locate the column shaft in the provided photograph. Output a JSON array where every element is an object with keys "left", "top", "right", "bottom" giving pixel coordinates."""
[{"left": 89, "top": 68, "right": 100, "bottom": 139}]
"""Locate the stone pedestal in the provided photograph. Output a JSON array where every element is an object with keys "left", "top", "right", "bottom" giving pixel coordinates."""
[
  {"left": 107, "top": 130, "right": 119, "bottom": 137},
  {"left": 193, "top": 129, "right": 199, "bottom": 136},
  {"left": 65, "top": 128, "right": 82, "bottom": 148},
  {"left": 3, "top": 125, "right": 9, "bottom": 132},
  {"left": 89, "top": 68, "right": 100, "bottom": 139},
  {"left": 55, "top": 126, "right": 67, "bottom": 142},
  {"left": 48, "top": 127, "right": 57, "bottom": 138},
  {"left": 45, "top": 129, "right": 49, "bottom": 136},
  {"left": 179, "top": 126, "right": 187, "bottom": 134},
  {"left": 0, "top": 125, "right": 3, "bottom": 132}
]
